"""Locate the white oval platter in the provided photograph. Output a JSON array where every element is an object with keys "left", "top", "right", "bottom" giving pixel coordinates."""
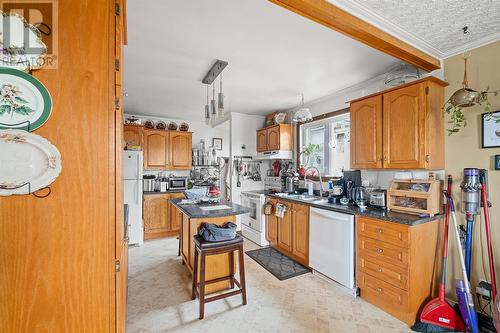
[{"left": 0, "top": 129, "right": 61, "bottom": 196}]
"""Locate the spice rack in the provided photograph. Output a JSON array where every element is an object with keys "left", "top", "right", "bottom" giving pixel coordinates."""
[{"left": 387, "top": 179, "right": 441, "bottom": 215}]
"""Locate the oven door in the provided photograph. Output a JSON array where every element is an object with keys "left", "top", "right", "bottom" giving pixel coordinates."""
[{"left": 241, "top": 193, "right": 262, "bottom": 232}]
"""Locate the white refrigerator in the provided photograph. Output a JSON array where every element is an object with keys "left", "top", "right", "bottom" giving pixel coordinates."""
[{"left": 123, "top": 151, "right": 143, "bottom": 245}]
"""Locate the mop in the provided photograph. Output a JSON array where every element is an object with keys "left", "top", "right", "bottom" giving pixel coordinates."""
[
  {"left": 448, "top": 193, "right": 480, "bottom": 333},
  {"left": 412, "top": 176, "right": 464, "bottom": 333}
]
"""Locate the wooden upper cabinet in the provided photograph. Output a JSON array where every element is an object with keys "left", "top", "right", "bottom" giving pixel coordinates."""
[
  {"left": 383, "top": 83, "right": 424, "bottom": 169},
  {"left": 267, "top": 125, "right": 281, "bottom": 150},
  {"left": 291, "top": 203, "right": 309, "bottom": 265},
  {"left": 257, "top": 129, "right": 268, "bottom": 152},
  {"left": 144, "top": 130, "right": 169, "bottom": 170},
  {"left": 170, "top": 132, "right": 192, "bottom": 170},
  {"left": 277, "top": 201, "right": 293, "bottom": 253},
  {"left": 123, "top": 125, "right": 142, "bottom": 149},
  {"left": 350, "top": 95, "right": 383, "bottom": 169},
  {"left": 256, "top": 124, "right": 293, "bottom": 152},
  {"left": 349, "top": 77, "right": 447, "bottom": 170}
]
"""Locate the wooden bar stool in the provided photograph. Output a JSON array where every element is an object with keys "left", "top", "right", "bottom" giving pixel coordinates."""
[{"left": 191, "top": 235, "right": 247, "bottom": 320}]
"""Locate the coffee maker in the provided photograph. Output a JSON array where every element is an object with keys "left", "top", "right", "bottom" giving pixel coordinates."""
[
  {"left": 328, "top": 176, "right": 345, "bottom": 203},
  {"left": 342, "top": 170, "right": 361, "bottom": 203}
]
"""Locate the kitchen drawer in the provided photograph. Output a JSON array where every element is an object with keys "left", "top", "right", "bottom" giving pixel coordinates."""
[
  {"left": 358, "top": 236, "right": 409, "bottom": 268},
  {"left": 357, "top": 216, "right": 409, "bottom": 248},
  {"left": 357, "top": 255, "right": 409, "bottom": 290},
  {"left": 357, "top": 271, "right": 409, "bottom": 324}
]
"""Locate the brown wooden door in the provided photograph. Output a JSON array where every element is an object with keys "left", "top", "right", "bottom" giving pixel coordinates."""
[
  {"left": 267, "top": 125, "right": 280, "bottom": 151},
  {"left": 292, "top": 203, "right": 309, "bottom": 264},
  {"left": 144, "top": 130, "right": 169, "bottom": 170},
  {"left": 143, "top": 194, "right": 170, "bottom": 239},
  {"left": 170, "top": 132, "right": 192, "bottom": 170},
  {"left": 350, "top": 95, "right": 383, "bottom": 169},
  {"left": 383, "top": 83, "right": 425, "bottom": 169},
  {"left": 257, "top": 128, "right": 268, "bottom": 152},
  {"left": 266, "top": 199, "right": 278, "bottom": 243},
  {"left": 277, "top": 200, "right": 292, "bottom": 252},
  {"left": 123, "top": 125, "right": 142, "bottom": 149}
]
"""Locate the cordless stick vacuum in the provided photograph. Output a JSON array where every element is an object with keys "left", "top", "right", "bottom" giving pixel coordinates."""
[
  {"left": 460, "top": 168, "right": 482, "bottom": 280},
  {"left": 447, "top": 192, "right": 479, "bottom": 333}
]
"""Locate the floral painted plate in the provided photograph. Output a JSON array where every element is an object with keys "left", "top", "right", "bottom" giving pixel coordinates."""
[
  {"left": 0, "top": 68, "right": 52, "bottom": 131},
  {"left": 0, "top": 129, "right": 62, "bottom": 196}
]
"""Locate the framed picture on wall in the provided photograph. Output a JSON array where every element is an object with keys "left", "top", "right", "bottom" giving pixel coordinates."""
[
  {"left": 212, "top": 137, "right": 223, "bottom": 150},
  {"left": 482, "top": 111, "right": 500, "bottom": 148}
]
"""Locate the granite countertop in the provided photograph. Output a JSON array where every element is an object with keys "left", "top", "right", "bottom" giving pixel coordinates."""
[
  {"left": 143, "top": 190, "right": 186, "bottom": 195},
  {"left": 170, "top": 198, "right": 252, "bottom": 219},
  {"left": 262, "top": 192, "right": 442, "bottom": 226}
]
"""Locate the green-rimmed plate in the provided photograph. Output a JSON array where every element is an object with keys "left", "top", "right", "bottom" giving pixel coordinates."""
[{"left": 0, "top": 67, "right": 52, "bottom": 131}]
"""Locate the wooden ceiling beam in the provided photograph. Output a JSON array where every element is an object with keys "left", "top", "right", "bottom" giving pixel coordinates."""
[{"left": 269, "top": 0, "right": 441, "bottom": 72}]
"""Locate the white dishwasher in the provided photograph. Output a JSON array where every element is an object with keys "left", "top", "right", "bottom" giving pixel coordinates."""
[{"left": 309, "top": 208, "right": 355, "bottom": 291}]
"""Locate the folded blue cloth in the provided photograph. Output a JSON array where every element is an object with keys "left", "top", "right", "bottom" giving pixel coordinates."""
[{"left": 198, "top": 222, "right": 237, "bottom": 242}]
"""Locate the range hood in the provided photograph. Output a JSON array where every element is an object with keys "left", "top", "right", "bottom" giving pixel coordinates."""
[{"left": 254, "top": 150, "right": 293, "bottom": 160}]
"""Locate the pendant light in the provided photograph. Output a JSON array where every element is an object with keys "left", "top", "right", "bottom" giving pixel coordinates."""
[
  {"left": 211, "top": 83, "right": 217, "bottom": 122},
  {"left": 204, "top": 84, "right": 210, "bottom": 125},
  {"left": 292, "top": 93, "right": 313, "bottom": 123},
  {"left": 218, "top": 72, "right": 224, "bottom": 117}
]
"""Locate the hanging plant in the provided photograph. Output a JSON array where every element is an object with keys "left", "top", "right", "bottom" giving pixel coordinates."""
[{"left": 443, "top": 56, "right": 500, "bottom": 135}]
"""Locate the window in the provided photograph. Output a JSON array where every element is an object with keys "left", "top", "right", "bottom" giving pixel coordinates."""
[{"left": 299, "top": 113, "right": 350, "bottom": 176}]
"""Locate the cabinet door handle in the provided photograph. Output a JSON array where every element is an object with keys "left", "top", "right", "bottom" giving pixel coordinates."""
[
  {"left": 377, "top": 228, "right": 383, "bottom": 234},
  {"left": 425, "top": 155, "right": 430, "bottom": 163},
  {"left": 383, "top": 156, "right": 388, "bottom": 161},
  {"left": 377, "top": 267, "right": 383, "bottom": 272},
  {"left": 376, "top": 248, "right": 384, "bottom": 254},
  {"left": 376, "top": 287, "right": 383, "bottom": 293}
]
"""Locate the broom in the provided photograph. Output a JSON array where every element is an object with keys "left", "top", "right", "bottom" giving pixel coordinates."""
[{"left": 412, "top": 176, "right": 464, "bottom": 333}]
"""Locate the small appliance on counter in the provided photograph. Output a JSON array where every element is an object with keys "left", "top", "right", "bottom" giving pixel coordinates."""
[
  {"left": 328, "top": 176, "right": 345, "bottom": 203},
  {"left": 169, "top": 177, "right": 188, "bottom": 190},
  {"left": 368, "top": 189, "right": 386, "bottom": 208},
  {"left": 352, "top": 186, "right": 368, "bottom": 208},
  {"left": 143, "top": 175, "right": 156, "bottom": 192},
  {"left": 154, "top": 175, "right": 169, "bottom": 192}
]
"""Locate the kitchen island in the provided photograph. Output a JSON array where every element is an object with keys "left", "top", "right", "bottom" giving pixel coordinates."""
[{"left": 170, "top": 198, "right": 251, "bottom": 293}]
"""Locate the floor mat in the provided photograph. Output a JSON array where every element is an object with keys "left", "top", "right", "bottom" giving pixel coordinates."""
[{"left": 245, "top": 247, "right": 310, "bottom": 281}]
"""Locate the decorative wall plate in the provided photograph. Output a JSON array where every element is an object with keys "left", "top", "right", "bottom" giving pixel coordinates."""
[
  {"left": 0, "top": 129, "right": 62, "bottom": 196},
  {"left": 0, "top": 11, "right": 47, "bottom": 72},
  {"left": 0, "top": 68, "right": 52, "bottom": 131}
]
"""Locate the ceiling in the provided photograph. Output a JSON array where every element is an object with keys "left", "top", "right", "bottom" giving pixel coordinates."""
[
  {"left": 330, "top": 0, "right": 500, "bottom": 59},
  {"left": 123, "top": 0, "right": 400, "bottom": 121}
]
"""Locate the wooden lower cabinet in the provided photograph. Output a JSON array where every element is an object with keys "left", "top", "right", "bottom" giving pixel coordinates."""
[
  {"left": 356, "top": 216, "right": 439, "bottom": 325},
  {"left": 143, "top": 193, "right": 185, "bottom": 240},
  {"left": 291, "top": 202, "right": 309, "bottom": 264},
  {"left": 267, "top": 199, "right": 309, "bottom": 266}
]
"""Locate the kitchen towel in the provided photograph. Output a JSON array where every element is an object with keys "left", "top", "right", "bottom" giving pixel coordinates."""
[{"left": 275, "top": 203, "right": 287, "bottom": 218}]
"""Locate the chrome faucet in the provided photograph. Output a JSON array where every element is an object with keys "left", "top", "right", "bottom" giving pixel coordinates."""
[{"left": 304, "top": 166, "right": 324, "bottom": 198}]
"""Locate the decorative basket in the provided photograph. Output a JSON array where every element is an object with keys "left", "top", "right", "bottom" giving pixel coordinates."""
[
  {"left": 179, "top": 122, "right": 189, "bottom": 131},
  {"left": 143, "top": 119, "right": 155, "bottom": 129},
  {"left": 168, "top": 122, "right": 178, "bottom": 130},
  {"left": 155, "top": 121, "right": 167, "bottom": 130},
  {"left": 274, "top": 112, "right": 286, "bottom": 124}
]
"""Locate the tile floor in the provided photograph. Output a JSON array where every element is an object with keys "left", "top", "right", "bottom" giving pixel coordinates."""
[{"left": 127, "top": 237, "right": 413, "bottom": 333}]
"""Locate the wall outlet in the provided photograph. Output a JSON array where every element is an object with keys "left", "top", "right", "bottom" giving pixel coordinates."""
[{"left": 476, "top": 280, "right": 491, "bottom": 299}]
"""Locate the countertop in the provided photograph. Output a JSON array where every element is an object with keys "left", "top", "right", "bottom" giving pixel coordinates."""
[
  {"left": 170, "top": 198, "right": 252, "bottom": 219},
  {"left": 247, "top": 190, "right": 442, "bottom": 226},
  {"left": 143, "top": 190, "right": 186, "bottom": 195}
]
